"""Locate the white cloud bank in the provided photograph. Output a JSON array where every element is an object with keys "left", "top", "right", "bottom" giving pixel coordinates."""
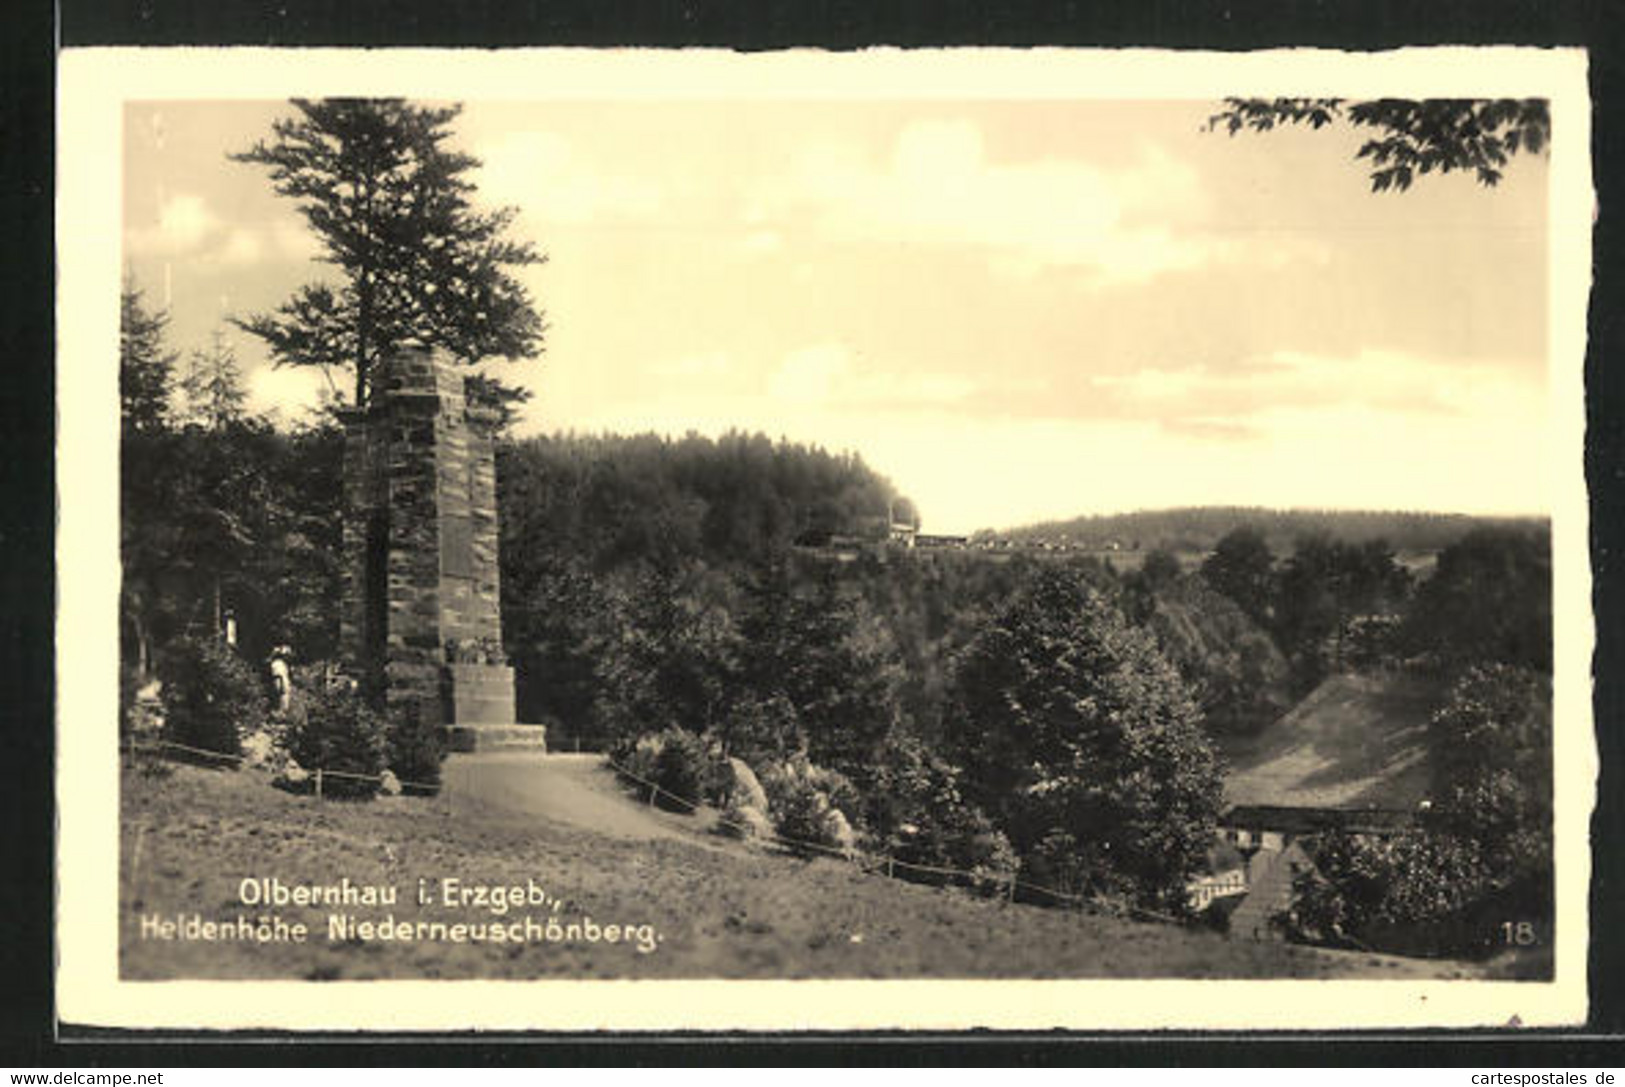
[
  {"left": 125, "top": 192, "right": 318, "bottom": 267},
  {"left": 474, "top": 132, "right": 664, "bottom": 226},
  {"left": 746, "top": 118, "right": 1309, "bottom": 286}
]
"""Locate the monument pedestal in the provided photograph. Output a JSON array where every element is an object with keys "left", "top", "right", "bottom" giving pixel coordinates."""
[
  {"left": 444, "top": 662, "right": 517, "bottom": 724},
  {"left": 441, "top": 662, "right": 545, "bottom": 752},
  {"left": 444, "top": 722, "right": 549, "bottom": 754}
]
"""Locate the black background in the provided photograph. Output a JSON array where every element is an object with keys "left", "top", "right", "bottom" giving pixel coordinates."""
[{"left": 6, "top": 0, "right": 1623, "bottom": 1067}]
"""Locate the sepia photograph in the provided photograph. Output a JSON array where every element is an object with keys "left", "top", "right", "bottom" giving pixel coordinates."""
[{"left": 56, "top": 46, "right": 1594, "bottom": 1032}]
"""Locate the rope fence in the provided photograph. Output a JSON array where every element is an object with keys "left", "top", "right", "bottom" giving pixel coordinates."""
[
  {"left": 122, "top": 737, "right": 443, "bottom": 798},
  {"left": 121, "top": 736, "right": 1189, "bottom": 928},
  {"left": 601, "top": 756, "right": 1190, "bottom": 927}
]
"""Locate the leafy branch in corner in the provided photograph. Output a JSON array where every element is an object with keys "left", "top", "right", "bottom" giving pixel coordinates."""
[{"left": 1207, "top": 97, "right": 1550, "bottom": 192}]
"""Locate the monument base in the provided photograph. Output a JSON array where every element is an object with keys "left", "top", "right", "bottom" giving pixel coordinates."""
[
  {"left": 444, "top": 722, "right": 549, "bottom": 754},
  {"left": 444, "top": 662, "right": 517, "bottom": 724}
]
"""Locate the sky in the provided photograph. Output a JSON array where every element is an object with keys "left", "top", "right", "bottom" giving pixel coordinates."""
[{"left": 122, "top": 97, "right": 1552, "bottom": 535}]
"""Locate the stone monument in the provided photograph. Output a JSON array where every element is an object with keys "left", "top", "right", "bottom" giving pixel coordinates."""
[{"left": 339, "top": 342, "right": 543, "bottom": 752}]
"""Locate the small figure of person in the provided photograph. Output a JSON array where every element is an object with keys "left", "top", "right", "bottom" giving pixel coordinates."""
[{"left": 268, "top": 645, "right": 292, "bottom": 715}]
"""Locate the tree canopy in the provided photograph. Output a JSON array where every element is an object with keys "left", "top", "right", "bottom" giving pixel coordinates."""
[
  {"left": 231, "top": 98, "right": 546, "bottom": 415},
  {"left": 944, "top": 567, "right": 1223, "bottom": 910},
  {"left": 180, "top": 329, "right": 248, "bottom": 430},
  {"left": 1200, "top": 525, "right": 1275, "bottom": 627},
  {"left": 1208, "top": 98, "right": 1550, "bottom": 192},
  {"left": 1406, "top": 526, "right": 1551, "bottom": 673}
]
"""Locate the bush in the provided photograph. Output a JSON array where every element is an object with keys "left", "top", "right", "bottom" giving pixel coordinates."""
[
  {"left": 1284, "top": 829, "right": 1494, "bottom": 956},
  {"left": 386, "top": 695, "right": 445, "bottom": 795},
  {"left": 285, "top": 681, "right": 388, "bottom": 800},
  {"left": 157, "top": 634, "right": 264, "bottom": 760},
  {"left": 758, "top": 755, "right": 863, "bottom": 856},
  {"left": 609, "top": 727, "right": 729, "bottom": 812},
  {"left": 609, "top": 731, "right": 663, "bottom": 792},
  {"left": 865, "top": 736, "right": 1017, "bottom": 891},
  {"left": 651, "top": 729, "right": 711, "bottom": 811}
]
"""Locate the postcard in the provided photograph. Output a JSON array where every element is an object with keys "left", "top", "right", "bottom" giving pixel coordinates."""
[{"left": 56, "top": 45, "right": 1594, "bottom": 1031}]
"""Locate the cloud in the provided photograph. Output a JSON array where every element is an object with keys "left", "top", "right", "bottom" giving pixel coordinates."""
[
  {"left": 475, "top": 132, "right": 663, "bottom": 226},
  {"left": 768, "top": 344, "right": 849, "bottom": 404},
  {"left": 245, "top": 363, "right": 331, "bottom": 421},
  {"left": 766, "top": 343, "right": 978, "bottom": 411},
  {"left": 125, "top": 192, "right": 319, "bottom": 267},
  {"left": 1082, "top": 349, "right": 1546, "bottom": 437},
  {"left": 158, "top": 194, "right": 217, "bottom": 249},
  {"left": 1113, "top": 349, "right": 1535, "bottom": 411},
  {"left": 746, "top": 118, "right": 1248, "bottom": 286}
]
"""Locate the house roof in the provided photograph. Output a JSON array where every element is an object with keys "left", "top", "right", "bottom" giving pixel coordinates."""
[
  {"left": 1219, "top": 672, "right": 1441, "bottom": 811},
  {"left": 1222, "top": 804, "right": 1417, "bottom": 836}
]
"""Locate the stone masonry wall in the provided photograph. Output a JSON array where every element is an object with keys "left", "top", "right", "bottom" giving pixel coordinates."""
[
  {"left": 381, "top": 347, "right": 446, "bottom": 728},
  {"left": 341, "top": 344, "right": 514, "bottom": 730}
]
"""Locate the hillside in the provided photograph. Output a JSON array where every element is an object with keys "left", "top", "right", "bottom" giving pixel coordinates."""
[
  {"left": 1220, "top": 673, "right": 1443, "bottom": 810},
  {"left": 1144, "top": 575, "right": 1293, "bottom": 737},
  {"left": 997, "top": 506, "right": 1545, "bottom": 555},
  {"left": 118, "top": 761, "right": 1483, "bottom": 982}
]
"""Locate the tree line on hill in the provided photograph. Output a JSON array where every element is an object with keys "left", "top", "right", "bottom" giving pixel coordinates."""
[{"left": 998, "top": 505, "right": 1543, "bottom": 556}]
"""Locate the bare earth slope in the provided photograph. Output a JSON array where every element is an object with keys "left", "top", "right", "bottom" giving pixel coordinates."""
[
  {"left": 439, "top": 753, "right": 732, "bottom": 846},
  {"left": 1221, "top": 673, "right": 1441, "bottom": 810},
  {"left": 119, "top": 759, "right": 1483, "bottom": 983}
]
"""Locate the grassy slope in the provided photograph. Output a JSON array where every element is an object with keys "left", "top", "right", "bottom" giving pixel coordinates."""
[
  {"left": 120, "top": 762, "right": 1484, "bottom": 982},
  {"left": 1220, "top": 673, "right": 1443, "bottom": 810}
]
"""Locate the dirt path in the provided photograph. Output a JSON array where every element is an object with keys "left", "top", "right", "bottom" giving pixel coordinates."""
[{"left": 440, "top": 752, "right": 731, "bottom": 848}]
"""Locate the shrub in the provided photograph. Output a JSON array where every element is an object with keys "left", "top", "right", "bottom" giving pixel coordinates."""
[
  {"left": 386, "top": 695, "right": 445, "bottom": 795},
  {"left": 285, "top": 681, "right": 388, "bottom": 800},
  {"left": 651, "top": 729, "right": 711, "bottom": 812},
  {"left": 1342, "top": 613, "right": 1406, "bottom": 671},
  {"left": 866, "top": 735, "right": 1017, "bottom": 891},
  {"left": 758, "top": 755, "right": 863, "bottom": 856},
  {"left": 609, "top": 727, "right": 729, "bottom": 812},
  {"left": 1284, "top": 829, "right": 1495, "bottom": 956},
  {"left": 609, "top": 731, "right": 663, "bottom": 794},
  {"left": 157, "top": 634, "right": 264, "bottom": 760}
]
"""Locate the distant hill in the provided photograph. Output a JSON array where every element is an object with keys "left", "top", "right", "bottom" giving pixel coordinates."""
[
  {"left": 1219, "top": 673, "right": 1444, "bottom": 811},
  {"left": 993, "top": 507, "right": 1546, "bottom": 555}
]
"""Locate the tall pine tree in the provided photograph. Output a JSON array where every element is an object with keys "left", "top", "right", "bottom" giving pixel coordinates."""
[
  {"left": 231, "top": 99, "right": 546, "bottom": 419},
  {"left": 180, "top": 328, "right": 247, "bottom": 430}
]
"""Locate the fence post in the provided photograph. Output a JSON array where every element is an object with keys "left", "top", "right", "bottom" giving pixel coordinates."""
[
  {"left": 886, "top": 857, "right": 894, "bottom": 880},
  {"left": 315, "top": 768, "right": 323, "bottom": 800},
  {"left": 1007, "top": 859, "right": 1019, "bottom": 905}
]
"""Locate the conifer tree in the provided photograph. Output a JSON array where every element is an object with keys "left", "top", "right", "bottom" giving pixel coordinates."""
[
  {"left": 180, "top": 329, "right": 247, "bottom": 430},
  {"left": 120, "top": 282, "right": 177, "bottom": 435},
  {"left": 231, "top": 98, "right": 545, "bottom": 419}
]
